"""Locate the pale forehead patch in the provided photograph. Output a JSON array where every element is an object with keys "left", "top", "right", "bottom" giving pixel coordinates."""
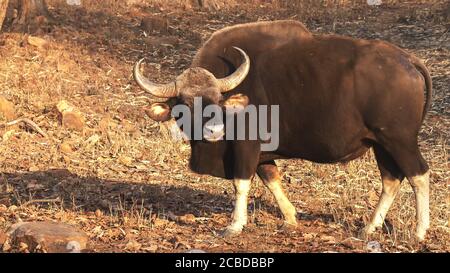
[
  {"left": 151, "top": 105, "right": 167, "bottom": 115},
  {"left": 176, "top": 67, "right": 218, "bottom": 89}
]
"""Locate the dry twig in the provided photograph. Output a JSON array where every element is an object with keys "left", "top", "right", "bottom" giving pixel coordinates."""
[{"left": 0, "top": 118, "right": 48, "bottom": 138}]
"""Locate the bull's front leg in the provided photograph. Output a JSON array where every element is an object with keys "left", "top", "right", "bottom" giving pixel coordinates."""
[
  {"left": 222, "top": 140, "right": 260, "bottom": 237},
  {"left": 223, "top": 179, "right": 252, "bottom": 237}
]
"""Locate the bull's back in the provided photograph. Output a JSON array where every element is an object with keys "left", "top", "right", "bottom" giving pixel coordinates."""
[
  {"left": 257, "top": 35, "right": 424, "bottom": 162},
  {"left": 192, "top": 20, "right": 312, "bottom": 78}
]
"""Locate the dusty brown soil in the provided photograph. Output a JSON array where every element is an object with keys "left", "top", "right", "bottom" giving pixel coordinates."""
[{"left": 0, "top": 1, "right": 448, "bottom": 253}]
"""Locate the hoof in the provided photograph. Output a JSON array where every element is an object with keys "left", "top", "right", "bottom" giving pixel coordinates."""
[
  {"left": 221, "top": 226, "right": 243, "bottom": 238},
  {"left": 360, "top": 226, "right": 375, "bottom": 240},
  {"left": 280, "top": 221, "right": 297, "bottom": 232},
  {"left": 415, "top": 229, "right": 428, "bottom": 242}
]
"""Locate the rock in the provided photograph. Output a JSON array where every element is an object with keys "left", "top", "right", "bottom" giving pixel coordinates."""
[
  {"left": 27, "top": 36, "right": 48, "bottom": 49},
  {"left": 61, "top": 112, "right": 84, "bottom": 131},
  {"left": 7, "top": 221, "right": 88, "bottom": 253},
  {"left": 0, "top": 96, "right": 16, "bottom": 121},
  {"left": 140, "top": 16, "right": 169, "bottom": 34},
  {"left": 0, "top": 231, "right": 6, "bottom": 246},
  {"left": 178, "top": 214, "right": 196, "bottom": 225},
  {"left": 28, "top": 166, "right": 39, "bottom": 172},
  {"left": 94, "top": 209, "right": 103, "bottom": 218},
  {"left": 366, "top": 241, "right": 382, "bottom": 253},
  {"left": 60, "top": 141, "right": 74, "bottom": 154},
  {"left": 56, "top": 100, "right": 85, "bottom": 131}
]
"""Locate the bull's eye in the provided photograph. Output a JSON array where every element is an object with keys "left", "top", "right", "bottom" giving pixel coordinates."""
[{"left": 203, "top": 122, "right": 225, "bottom": 142}]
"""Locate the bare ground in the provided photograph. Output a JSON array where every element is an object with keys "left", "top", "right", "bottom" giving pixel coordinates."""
[{"left": 0, "top": 1, "right": 448, "bottom": 252}]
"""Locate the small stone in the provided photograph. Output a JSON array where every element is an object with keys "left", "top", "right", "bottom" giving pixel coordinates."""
[
  {"left": 61, "top": 111, "right": 85, "bottom": 131},
  {"left": 28, "top": 166, "right": 39, "bottom": 172},
  {"left": 0, "top": 96, "right": 16, "bottom": 121},
  {"left": 8, "top": 221, "right": 88, "bottom": 253},
  {"left": 367, "top": 241, "right": 382, "bottom": 253},
  {"left": 27, "top": 36, "right": 48, "bottom": 49},
  {"left": 0, "top": 231, "right": 7, "bottom": 246},
  {"left": 66, "top": 241, "right": 82, "bottom": 253},
  {"left": 94, "top": 209, "right": 103, "bottom": 218},
  {"left": 178, "top": 214, "right": 196, "bottom": 225},
  {"left": 60, "top": 142, "right": 74, "bottom": 154},
  {"left": 56, "top": 100, "right": 85, "bottom": 131}
]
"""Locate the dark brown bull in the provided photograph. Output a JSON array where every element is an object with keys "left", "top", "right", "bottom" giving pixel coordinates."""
[{"left": 134, "top": 20, "right": 432, "bottom": 241}]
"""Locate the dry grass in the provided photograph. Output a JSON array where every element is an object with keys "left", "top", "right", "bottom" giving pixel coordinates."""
[{"left": 0, "top": 0, "right": 448, "bottom": 252}]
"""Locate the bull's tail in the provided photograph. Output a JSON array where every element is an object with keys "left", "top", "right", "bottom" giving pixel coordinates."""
[{"left": 412, "top": 58, "right": 433, "bottom": 122}]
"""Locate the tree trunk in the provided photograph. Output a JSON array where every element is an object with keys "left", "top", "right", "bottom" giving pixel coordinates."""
[
  {"left": 12, "top": 0, "right": 50, "bottom": 31},
  {"left": 1, "top": 0, "right": 51, "bottom": 32},
  {"left": 0, "top": 0, "right": 9, "bottom": 31}
]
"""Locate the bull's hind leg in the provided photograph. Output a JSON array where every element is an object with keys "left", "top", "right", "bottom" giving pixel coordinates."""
[
  {"left": 374, "top": 138, "right": 430, "bottom": 241},
  {"left": 364, "top": 145, "right": 404, "bottom": 236},
  {"left": 408, "top": 170, "right": 430, "bottom": 240},
  {"left": 257, "top": 161, "right": 297, "bottom": 227}
]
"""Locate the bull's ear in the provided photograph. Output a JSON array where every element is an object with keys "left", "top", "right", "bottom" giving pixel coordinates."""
[
  {"left": 223, "top": 93, "right": 249, "bottom": 114},
  {"left": 145, "top": 102, "right": 172, "bottom": 122}
]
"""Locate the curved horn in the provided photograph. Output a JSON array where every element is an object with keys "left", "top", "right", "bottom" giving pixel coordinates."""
[
  {"left": 217, "top": 47, "right": 250, "bottom": 93},
  {"left": 133, "top": 59, "right": 177, "bottom": 98}
]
